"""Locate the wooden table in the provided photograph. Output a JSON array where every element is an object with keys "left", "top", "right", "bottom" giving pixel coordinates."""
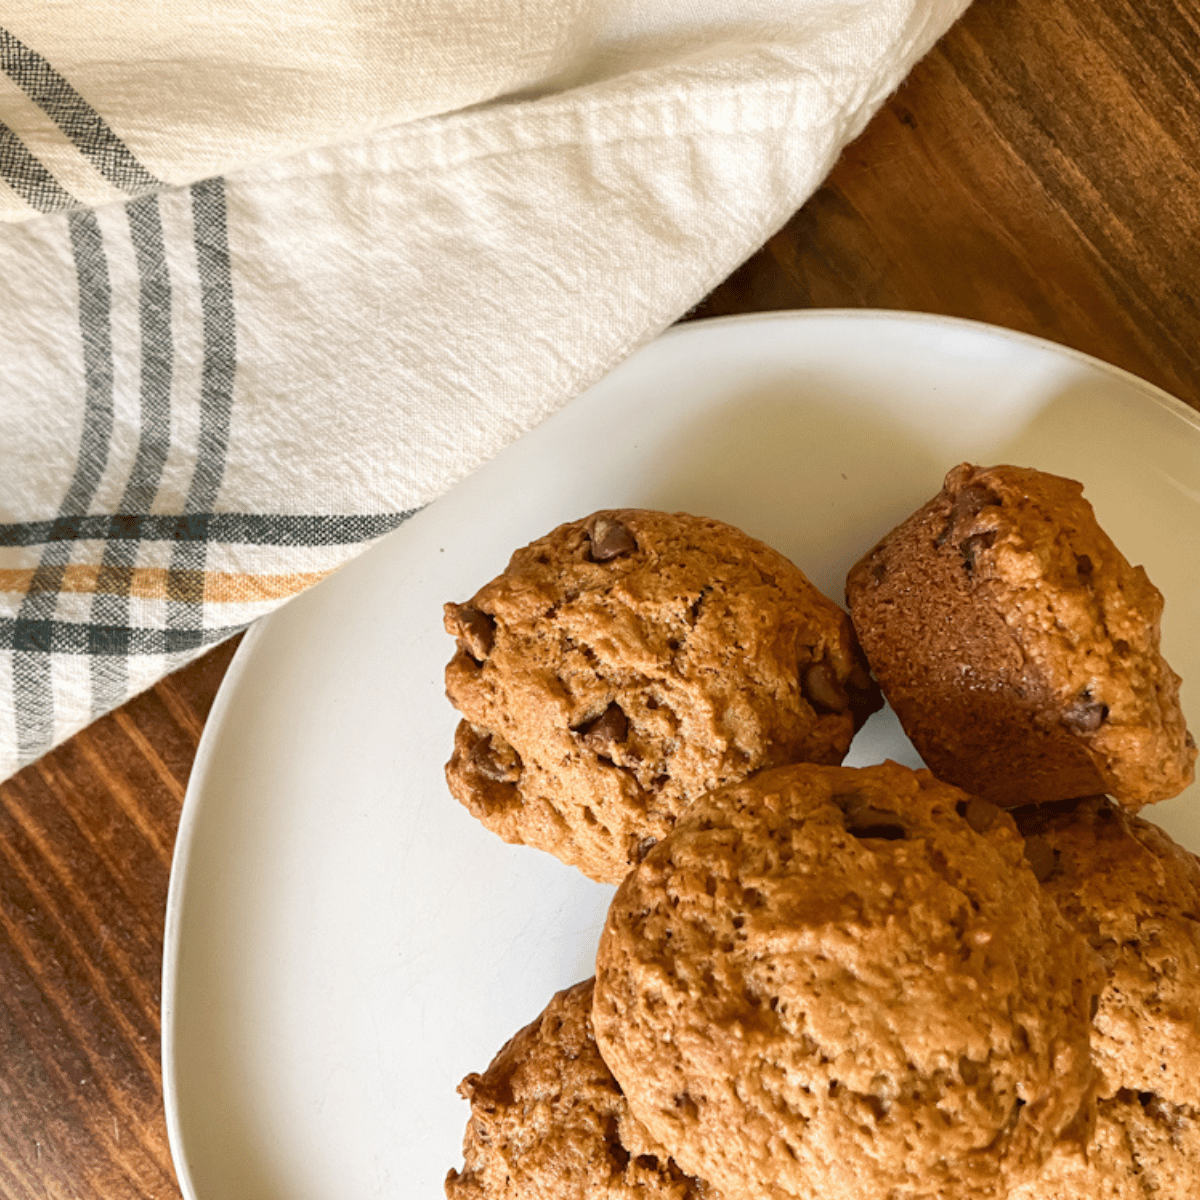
[{"left": 3, "top": 0, "right": 1199, "bottom": 1195}]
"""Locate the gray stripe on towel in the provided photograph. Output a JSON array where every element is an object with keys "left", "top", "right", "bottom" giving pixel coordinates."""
[
  {"left": 13, "top": 208, "right": 115, "bottom": 759},
  {"left": 90, "top": 192, "right": 175, "bottom": 718},
  {"left": 165, "top": 177, "right": 237, "bottom": 658},
  {"left": 0, "top": 118, "right": 76, "bottom": 212},
  {"left": 0, "top": 26, "right": 162, "bottom": 196}
]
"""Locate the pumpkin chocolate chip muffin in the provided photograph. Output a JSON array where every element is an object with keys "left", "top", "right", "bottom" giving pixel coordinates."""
[
  {"left": 445, "top": 509, "right": 879, "bottom": 884},
  {"left": 592, "top": 761, "right": 1104, "bottom": 1200},
  {"left": 845, "top": 463, "right": 1195, "bottom": 809},
  {"left": 1008, "top": 796, "right": 1200, "bottom": 1198},
  {"left": 1013, "top": 794, "right": 1200, "bottom": 1107},
  {"left": 445, "top": 978, "right": 713, "bottom": 1200}
]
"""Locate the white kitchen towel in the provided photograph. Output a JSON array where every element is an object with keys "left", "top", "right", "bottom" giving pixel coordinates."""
[{"left": 0, "top": 0, "right": 969, "bottom": 779}]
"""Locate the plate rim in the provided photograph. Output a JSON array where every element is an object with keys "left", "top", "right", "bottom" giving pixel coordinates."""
[
  {"left": 161, "top": 615, "right": 270, "bottom": 1199},
  {"left": 658, "top": 308, "right": 1200, "bottom": 432}
]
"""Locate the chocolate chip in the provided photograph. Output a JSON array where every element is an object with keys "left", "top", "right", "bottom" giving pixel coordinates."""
[
  {"left": 452, "top": 604, "right": 496, "bottom": 662},
  {"left": 938, "top": 482, "right": 1001, "bottom": 545},
  {"left": 802, "top": 660, "right": 850, "bottom": 714},
  {"left": 576, "top": 702, "right": 629, "bottom": 748},
  {"left": 1063, "top": 694, "right": 1108, "bottom": 733},
  {"left": 634, "top": 836, "right": 658, "bottom": 862},
  {"left": 1075, "top": 553, "right": 1094, "bottom": 579},
  {"left": 961, "top": 530, "right": 996, "bottom": 575},
  {"left": 467, "top": 729, "right": 521, "bottom": 782},
  {"left": 1024, "top": 835, "right": 1056, "bottom": 882},
  {"left": 964, "top": 797, "right": 1001, "bottom": 834},
  {"left": 587, "top": 514, "right": 637, "bottom": 562},
  {"left": 954, "top": 483, "right": 1001, "bottom": 520}
]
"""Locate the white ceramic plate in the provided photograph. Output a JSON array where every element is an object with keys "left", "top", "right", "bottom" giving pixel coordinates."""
[{"left": 162, "top": 311, "right": 1200, "bottom": 1200}]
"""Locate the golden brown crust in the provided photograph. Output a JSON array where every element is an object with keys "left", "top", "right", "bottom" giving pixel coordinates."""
[
  {"left": 592, "top": 761, "right": 1104, "bottom": 1200},
  {"left": 445, "top": 979, "right": 713, "bottom": 1200},
  {"left": 445, "top": 509, "right": 879, "bottom": 884},
  {"left": 845, "top": 463, "right": 1195, "bottom": 809},
  {"left": 1014, "top": 795, "right": 1200, "bottom": 1106}
]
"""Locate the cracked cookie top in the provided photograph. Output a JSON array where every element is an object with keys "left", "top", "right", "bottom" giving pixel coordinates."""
[
  {"left": 592, "top": 761, "right": 1103, "bottom": 1200},
  {"left": 444, "top": 509, "right": 879, "bottom": 884},
  {"left": 845, "top": 463, "right": 1195, "bottom": 809},
  {"left": 446, "top": 978, "right": 711, "bottom": 1200}
]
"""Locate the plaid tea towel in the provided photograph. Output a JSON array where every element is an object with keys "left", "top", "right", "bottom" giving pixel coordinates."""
[{"left": 0, "top": 0, "right": 969, "bottom": 780}]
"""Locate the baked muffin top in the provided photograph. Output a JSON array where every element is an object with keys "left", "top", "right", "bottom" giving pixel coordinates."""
[
  {"left": 846, "top": 463, "right": 1195, "bottom": 808},
  {"left": 1015, "top": 794, "right": 1200, "bottom": 1106},
  {"left": 446, "top": 978, "right": 711, "bottom": 1200},
  {"left": 445, "top": 508, "right": 877, "bottom": 883},
  {"left": 593, "top": 760, "right": 1104, "bottom": 1200}
]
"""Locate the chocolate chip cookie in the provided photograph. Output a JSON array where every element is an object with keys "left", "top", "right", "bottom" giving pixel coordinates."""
[
  {"left": 845, "top": 463, "right": 1195, "bottom": 809},
  {"left": 445, "top": 978, "right": 711, "bottom": 1200},
  {"left": 592, "top": 761, "right": 1103, "bottom": 1200},
  {"left": 1013, "top": 794, "right": 1200, "bottom": 1107},
  {"left": 445, "top": 509, "right": 880, "bottom": 884}
]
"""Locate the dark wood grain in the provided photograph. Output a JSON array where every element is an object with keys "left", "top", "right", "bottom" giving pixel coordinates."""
[
  {"left": 0, "top": 639, "right": 240, "bottom": 1200},
  {"left": 4, "top": 0, "right": 1200, "bottom": 1196},
  {"left": 693, "top": 0, "right": 1200, "bottom": 413}
]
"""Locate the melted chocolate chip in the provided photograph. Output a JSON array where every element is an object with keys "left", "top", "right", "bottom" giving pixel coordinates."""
[
  {"left": 1075, "top": 553, "right": 1094, "bottom": 579},
  {"left": 453, "top": 604, "right": 496, "bottom": 662},
  {"left": 938, "top": 482, "right": 1001, "bottom": 545},
  {"left": 953, "top": 483, "right": 1002, "bottom": 520},
  {"left": 1063, "top": 694, "right": 1108, "bottom": 733},
  {"left": 467, "top": 729, "right": 521, "bottom": 782},
  {"left": 587, "top": 515, "right": 637, "bottom": 562},
  {"left": 961, "top": 530, "right": 996, "bottom": 575},
  {"left": 634, "top": 836, "right": 658, "bottom": 863},
  {"left": 576, "top": 702, "right": 629, "bottom": 749},
  {"left": 802, "top": 660, "right": 850, "bottom": 714}
]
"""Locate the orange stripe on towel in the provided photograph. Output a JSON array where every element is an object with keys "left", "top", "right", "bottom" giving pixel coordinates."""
[{"left": 0, "top": 565, "right": 331, "bottom": 603}]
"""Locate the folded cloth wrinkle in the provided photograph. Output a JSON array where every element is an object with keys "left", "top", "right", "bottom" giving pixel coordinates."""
[
  {"left": 0, "top": 0, "right": 969, "bottom": 779},
  {"left": 0, "top": 1, "right": 589, "bottom": 204}
]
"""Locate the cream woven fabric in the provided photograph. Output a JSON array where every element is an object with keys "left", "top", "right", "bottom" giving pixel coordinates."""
[{"left": 0, "top": 0, "right": 969, "bottom": 778}]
